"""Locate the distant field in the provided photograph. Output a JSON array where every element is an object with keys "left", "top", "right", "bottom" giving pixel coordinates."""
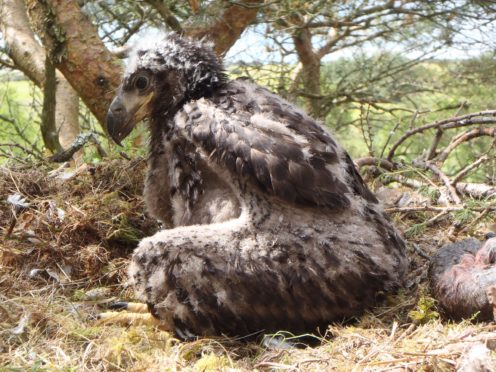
[
  {"left": 0, "top": 79, "right": 42, "bottom": 163},
  {"left": 0, "top": 79, "right": 40, "bottom": 105},
  {"left": 0, "top": 79, "right": 41, "bottom": 123}
]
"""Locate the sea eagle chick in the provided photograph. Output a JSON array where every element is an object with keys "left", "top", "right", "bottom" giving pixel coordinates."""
[{"left": 106, "top": 33, "right": 408, "bottom": 339}]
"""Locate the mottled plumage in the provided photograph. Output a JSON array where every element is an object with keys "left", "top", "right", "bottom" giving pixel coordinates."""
[{"left": 106, "top": 33, "right": 408, "bottom": 339}]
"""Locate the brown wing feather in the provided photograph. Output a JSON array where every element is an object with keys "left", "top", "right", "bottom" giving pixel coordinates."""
[{"left": 177, "top": 79, "right": 374, "bottom": 209}]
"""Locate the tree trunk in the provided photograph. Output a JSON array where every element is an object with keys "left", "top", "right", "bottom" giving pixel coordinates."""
[
  {"left": 40, "top": 55, "right": 61, "bottom": 153},
  {"left": 21, "top": 0, "right": 259, "bottom": 129},
  {"left": 185, "top": 0, "right": 263, "bottom": 55},
  {"left": 25, "top": 0, "right": 122, "bottom": 126},
  {"left": 55, "top": 79, "right": 81, "bottom": 161},
  {"left": 0, "top": 0, "right": 80, "bottom": 154},
  {"left": 291, "top": 28, "right": 323, "bottom": 119},
  {"left": 0, "top": 0, "right": 44, "bottom": 84}
]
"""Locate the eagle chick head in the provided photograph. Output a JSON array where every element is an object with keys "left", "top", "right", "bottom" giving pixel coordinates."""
[{"left": 106, "top": 33, "right": 225, "bottom": 144}]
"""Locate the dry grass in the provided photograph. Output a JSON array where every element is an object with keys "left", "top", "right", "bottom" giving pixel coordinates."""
[{"left": 1, "top": 160, "right": 495, "bottom": 371}]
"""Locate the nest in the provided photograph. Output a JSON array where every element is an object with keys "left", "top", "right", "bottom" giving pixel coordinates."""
[
  {"left": 1, "top": 159, "right": 495, "bottom": 370},
  {"left": 0, "top": 158, "right": 158, "bottom": 286}
]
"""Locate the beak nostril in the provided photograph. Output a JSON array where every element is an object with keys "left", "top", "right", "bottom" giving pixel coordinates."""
[{"left": 109, "top": 96, "right": 126, "bottom": 115}]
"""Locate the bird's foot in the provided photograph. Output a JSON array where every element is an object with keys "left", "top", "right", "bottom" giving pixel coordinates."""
[{"left": 96, "top": 301, "right": 161, "bottom": 327}]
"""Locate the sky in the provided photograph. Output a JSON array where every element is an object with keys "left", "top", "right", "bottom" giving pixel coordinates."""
[{"left": 223, "top": 25, "right": 496, "bottom": 65}]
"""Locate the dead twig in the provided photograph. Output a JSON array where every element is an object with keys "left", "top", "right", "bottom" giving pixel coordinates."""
[
  {"left": 452, "top": 155, "right": 490, "bottom": 186},
  {"left": 356, "top": 157, "right": 396, "bottom": 171},
  {"left": 455, "top": 183, "right": 496, "bottom": 199},
  {"left": 5, "top": 213, "right": 17, "bottom": 239},
  {"left": 359, "top": 104, "right": 375, "bottom": 157},
  {"left": 436, "top": 127, "right": 496, "bottom": 163},
  {"left": 426, "top": 128, "right": 443, "bottom": 160},
  {"left": 414, "top": 160, "right": 461, "bottom": 204},
  {"left": 426, "top": 101, "right": 466, "bottom": 161},
  {"left": 48, "top": 133, "right": 104, "bottom": 162},
  {"left": 452, "top": 207, "right": 493, "bottom": 238},
  {"left": 412, "top": 243, "right": 431, "bottom": 260},
  {"left": 254, "top": 361, "right": 298, "bottom": 370},
  {"left": 387, "top": 110, "right": 496, "bottom": 161}
]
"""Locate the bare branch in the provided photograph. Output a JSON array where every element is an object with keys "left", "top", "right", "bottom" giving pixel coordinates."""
[
  {"left": 455, "top": 183, "right": 496, "bottom": 199},
  {"left": 356, "top": 157, "right": 396, "bottom": 171},
  {"left": 0, "top": 143, "right": 44, "bottom": 161},
  {"left": 426, "top": 128, "right": 443, "bottom": 161},
  {"left": 48, "top": 132, "right": 99, "bottom": 162},
  {"left": 387, "top": 111, "right": 496, "bottom": 161},
  {"left": 412, "top": 160, "right": 461, "bottom": 204},
  {"left": 0, "top": 114, "right": 15, "bottom": 125},
  {"left": 436, "top": 127, "right": 496, "bottom": 163},
  {"left": 380, "top": 121, "right": 402, "bottom": 160},
  {"left": 185, "top": 0, "right": 263, "bottom": 55},
  {"left": 451, "top": 155, "right": 490, "bottom": 186},
  {"left": 144, "top": 0, "right": 183, "bottom": 33}
]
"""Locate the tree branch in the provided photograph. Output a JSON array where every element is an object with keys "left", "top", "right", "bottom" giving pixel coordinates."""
[
  {"left": 356, "top": 157, "right": 396, "bottom": 171},
  {"left": 387, "top": 111, "right": 496, "bottom": 161},
  {"left": 0, "top": 0, "right": 45, "bottom": 85},
  {"left": 413, "top": 159, "right": 461, "bottom": 204},
  {"left": 40, "top": 53, "right": 61, "bottom": 153},
  {"left": 26, "top": 0, "right": 122, "bottom": 126},
  {"left": 0, "top": 143, "right": 44, "bottom": 161},
  {"left": 143, "top": 0, "right": 183, "bottom": 33},
  {"left": 48, "top": 132, "right": 98, "bottom": 162},
  {"left": 451, "top": 155, "right": 491, "bottom": 186},
  {"left": 185, "top": 0, "right": 263, "bottom": 55},
  {"left": 436, "top": 127, "right": 496, "bottom": 163}
]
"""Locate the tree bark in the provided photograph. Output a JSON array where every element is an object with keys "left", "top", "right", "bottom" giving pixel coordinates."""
[
  {"left": 144, "top": 0, "right": 183, "bottom": 33},
  {"left": 23, "top": 0, "right": 261, "bottom": 127},
  {"left": 25, "top": 0, "right": 122, "bottom": 126},
  {"left": 17, "top": 0, "right": 259, "bottom": 132},
  {"left": 185, "top": 0, "right": 263, "bottom": 55},
  {"left": 0, "top": 0, "right": 44, "bottom": 84},
  {"left": 291, "top": 28, "right": 323, "bottom": 118},
  {"left": 55, "top": 80, "right": 81, "bottom": 160},
  {"left": 40, "top": 55, "right": 61, "bottom": 153},
  {"left": 0, "top": 0, "right": 80, "bottom": 153}
]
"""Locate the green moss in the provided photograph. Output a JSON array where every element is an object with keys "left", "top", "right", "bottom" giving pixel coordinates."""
[
  {"left": 194, "top": 353, "right": 230, "bottom": 371},
  {"left": 71, "top": 289, "right": 86, "bottom": 301},
  {"left": 408, "top": 297, "right": 439, "bottom": 324},
  {"left": 69, "top": 326, "right": 105, "bottom": 341},
  {"left": 108, "top": 214, "right": 141, "bottom": 243}
]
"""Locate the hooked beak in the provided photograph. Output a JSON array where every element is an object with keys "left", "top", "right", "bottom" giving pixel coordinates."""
[
  {"left": 106, "top": 89, "right": 155, "bottom": 145},
  {"left": 106, "top": 95, "right": 134, "bottom": 146}
]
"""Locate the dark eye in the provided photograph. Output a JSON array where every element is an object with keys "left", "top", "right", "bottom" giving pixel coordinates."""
[{"left": 134, "top": 76, "right": 149, "bottom": 90}]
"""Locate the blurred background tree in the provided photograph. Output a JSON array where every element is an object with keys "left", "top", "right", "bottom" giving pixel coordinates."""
[{"left": 0, "top": 0, "right": 495, "bottom": 190}]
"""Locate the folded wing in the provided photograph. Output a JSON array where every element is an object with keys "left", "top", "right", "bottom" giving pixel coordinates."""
[{"left": 176, "top": 79, "right": 376, "bottom": 209}]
